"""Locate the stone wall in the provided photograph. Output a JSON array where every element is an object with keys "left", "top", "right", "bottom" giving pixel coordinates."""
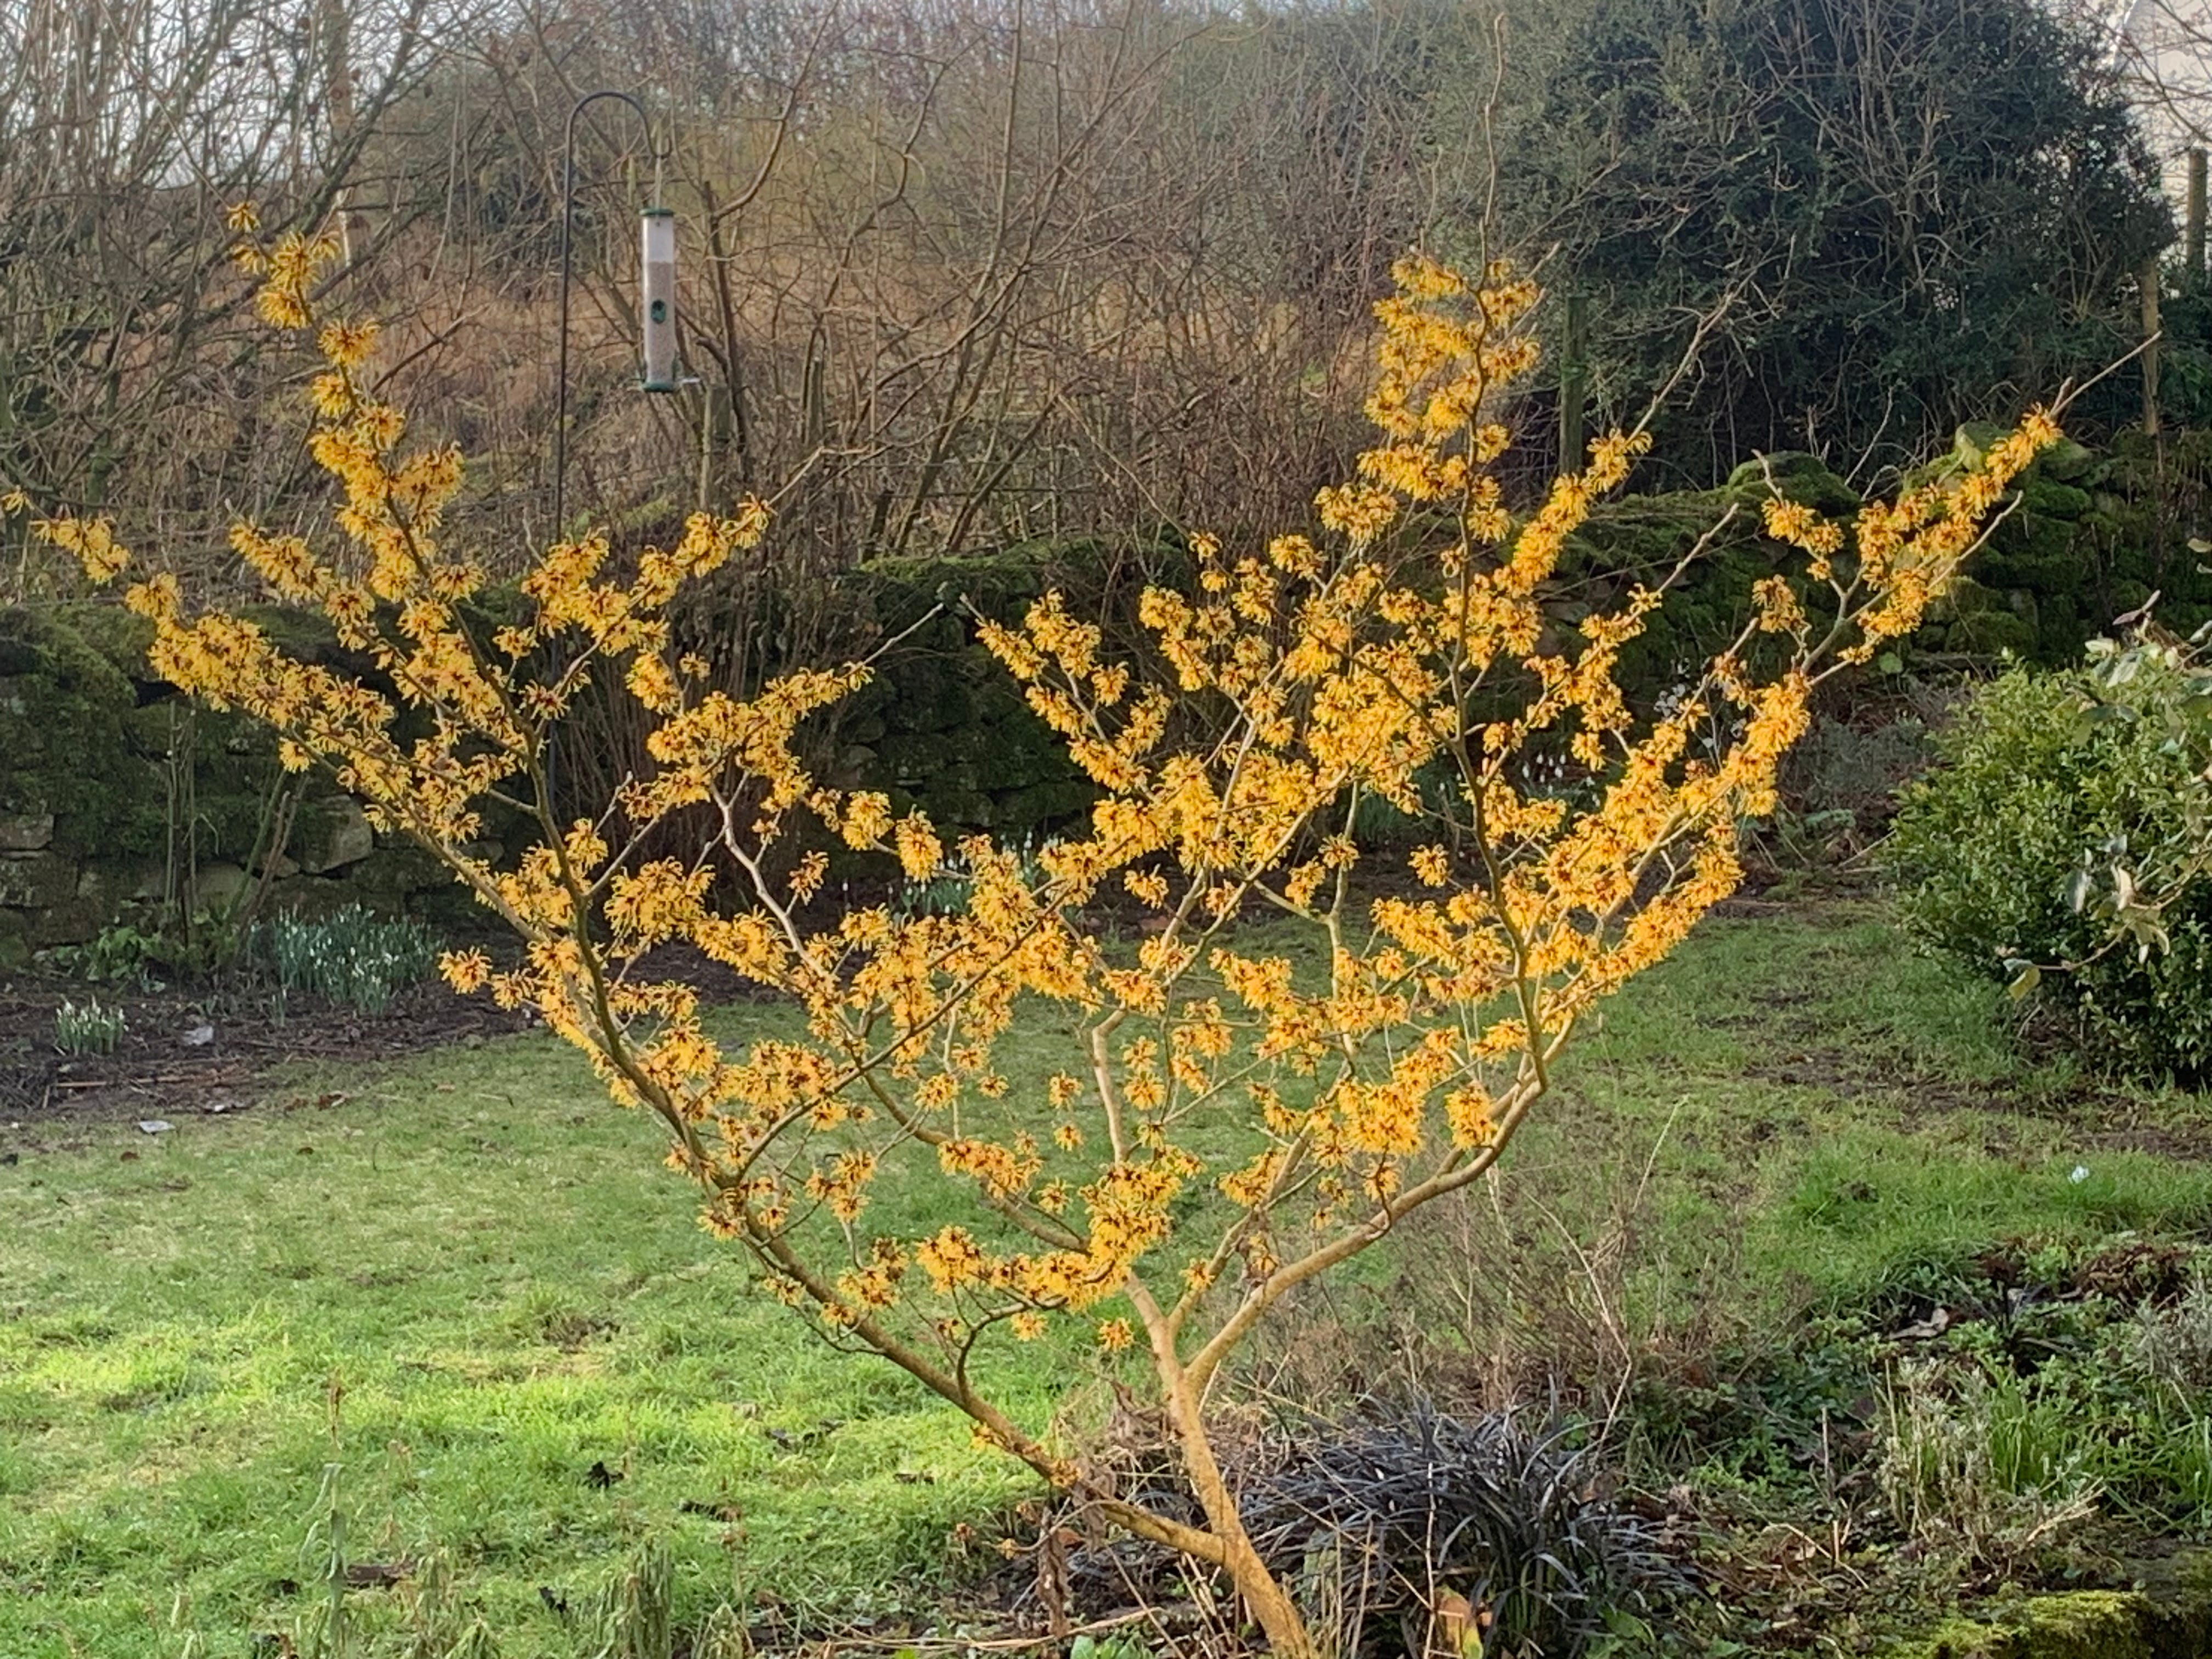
[
  {"left": 10, "top": 459, "right": 2164, "bottom": 964},
  {"left": 1562, "top": 429, "right": 2212, "bottom": 692},
  {"left": 0, "top": 567, "right": 1110, "bottom": 964},
  {"left": 841, "top": 548, "right": 1116, "bottom": 837},
  {"left": 0, "top": 603, "right": 462, "bottom": 966}
]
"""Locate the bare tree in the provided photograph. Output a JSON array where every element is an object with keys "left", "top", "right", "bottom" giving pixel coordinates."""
[
  {"left": 0, "top": 0, "right": 476, "bottom": 596},
  {"left": 2108, "top": 0, "right": 2212, "bottom": 172}
]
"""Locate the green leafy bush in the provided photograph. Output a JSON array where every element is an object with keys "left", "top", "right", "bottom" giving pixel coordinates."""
[
  {"left": 1889, "top": 657, "right": 2212, "bottom": 1076},
  {"left": 48, "top": 922, "right": 165, "bottom": 988}
]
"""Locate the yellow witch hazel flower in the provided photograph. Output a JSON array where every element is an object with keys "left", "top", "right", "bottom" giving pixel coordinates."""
[{"left": 30, "top": 228, "right": 2061, "bottom": 1659}]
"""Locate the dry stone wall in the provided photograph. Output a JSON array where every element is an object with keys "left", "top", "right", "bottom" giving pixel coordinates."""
[{"left": 0, "top": 603, "right": 459, "bottom": 966}]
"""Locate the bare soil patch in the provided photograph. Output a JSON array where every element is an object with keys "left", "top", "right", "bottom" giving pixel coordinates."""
[{"left": 0, "top": 972, "right": 528, "bottom": 1133}]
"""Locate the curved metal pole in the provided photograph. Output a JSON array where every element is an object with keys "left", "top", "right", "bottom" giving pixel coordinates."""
[
  {"left": 549, "top": 91, "right": 656, "bottom": 816},
  {"left": 552, "top": 89, "right": 654, "bottom": 539}
]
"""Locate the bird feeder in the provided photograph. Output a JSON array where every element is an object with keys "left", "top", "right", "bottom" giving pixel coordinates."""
[{"left": 640, "top": 207, "right": 677, "bottom": 392}]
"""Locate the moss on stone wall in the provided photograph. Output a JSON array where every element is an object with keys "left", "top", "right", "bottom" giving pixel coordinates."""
[
  {"left": 839, "top": 540, "right": 1176, "bottom": 837},
  {"left": 0, "top": 602, "right": 462, "bottom": 960},
  {"left": 0, "top": 603, "right": 140, "bottom": 849},
  {"left": 1887, "top": 1555, "right": 2212, "bottom": 1658},
  {"left": 1556, "top": 427, "right": 2212, "bottom": 696},
  {"left": 3, "top": 439, "right": 2198, "bottom": 955},
  {"left": 812, "top": 443, "right": 2211, "bottom": 840}
]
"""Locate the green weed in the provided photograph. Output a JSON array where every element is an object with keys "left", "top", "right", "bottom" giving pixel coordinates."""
[{"left": 48, "top": 922, "right": 166, "bottom": 989}]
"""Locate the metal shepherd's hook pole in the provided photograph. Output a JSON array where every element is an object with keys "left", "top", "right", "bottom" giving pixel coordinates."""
[
  {"left": 547, "top": 90, "right": 672, "bottom": 812},
  {"left": 551, "top": 89, "right": 671, "bottom": 540}
]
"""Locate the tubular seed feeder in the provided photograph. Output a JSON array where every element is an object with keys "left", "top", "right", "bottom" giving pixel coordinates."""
[
  {"left": 640, "top": 206, "right": 678, "bottom": 393},
  {"left": 552, "top": 89, "right": 676, "bottom": 534}
]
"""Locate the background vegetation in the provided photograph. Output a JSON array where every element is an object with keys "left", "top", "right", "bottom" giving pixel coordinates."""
[{"left": 3, "top": 0, "right": 2196, "bottom": 701}]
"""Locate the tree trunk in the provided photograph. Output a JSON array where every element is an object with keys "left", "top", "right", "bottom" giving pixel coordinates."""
[{"left": 1158, "top": 1366, "right": 1318, "bottom": 1659}]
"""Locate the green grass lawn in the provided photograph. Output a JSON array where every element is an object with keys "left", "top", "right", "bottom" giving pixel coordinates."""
[
  {"left": 0, "top": 1013, "right": 1068, "bottom": 1658},
  {"left": 6, "top": 900, "right": 2212, "bottom": 1658},
  {"left": 1520, "top": 901, "right": 2212, "bottom": 1302}
]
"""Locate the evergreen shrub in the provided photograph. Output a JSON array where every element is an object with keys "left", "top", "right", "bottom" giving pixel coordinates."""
[{"left": 1891, "top": 658, "right": 2212, "bottom": 1076}]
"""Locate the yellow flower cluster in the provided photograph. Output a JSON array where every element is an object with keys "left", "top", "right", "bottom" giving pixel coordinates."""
[{"left": 1762, "top": 411, "right": 2060, "bottom": 662}]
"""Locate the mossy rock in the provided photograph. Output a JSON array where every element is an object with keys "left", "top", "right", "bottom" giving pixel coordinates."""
[
  {"left": 120, "top": 698, "right": 190, "bottom": 758},
  {"left": 1951, "top": 421, "right": 2013, "bottom": 469},
  {"left": 2038, "top": 437, "right": 2103, "bottom": 483},
  {"left": 230, "top": 603, "right": 355, "bottom": 672},
  {"left": 857, "top": 534, "right": 1175, "bottom": 628},
  {"left": 0, "top": 852, "right": 80, "bottom": 909},
  {"left": 1977, "top": 537, "right": 2086, "bottom": 601},
  {"left": 258, "top": 877, "right": 368, "bottom": 924},
  {"left": 861, "top": 547, "right": 1054, "bottom": 618},
  {"left": 890, "top": 665, "right": 977, "bottom": 735},
  {"left": 1565, "top": 494, "right": 1756, "bottom": 582},
  {"left": 1931, "top": 612, "right": 2040, "bottom": 658},
  {"left": 0, "top": 606, "right": 289, "bottom": 862},
  {"left": 995, "top": 778, "right": 1095, "bottom": 830},
  {"left": 47, "top": 600, "right": 156, "bottom": 683},
  {"left": 933, "top": 787, "right": 999, "bottom": 828},
  {"left": 74, "top": 861, "right": 166, "bottom": 910},
  {"left": 878, "top": 731, "right": 971, "bottom": 789},
  {"left": 357, "top": 841, "right": 455, "bottom": 896},
  {"left": 116, "top": 704, "right": 298, "bottom": 865},
  {"left": 406, "top": 878, "right": 491, "bottom": 932},
  {"left": 25, "top": 896, "right": 103, "bottom": 947},
  {"left": 293, "top": 797, "right": 376, "bottom": 874},
  {"left": 1923, "top": 578, "right": 2041, "bottom": 657},
  {"left": 0, "top": 811, "right": 54, "bottom": 853},
  {"left": 2018, "top": 478, "right": 2095, "bottom": 521},
  {"left": 318, "top": 842, "right": 469, "bottom": 928},
  {"left": 1721, "top": 451, "right": 1862, "bottom": 517},
  {"left": 1578, "top": 421, "right": 2212, "bottom": 683},
  {"left": 1887, "top": 1556, "right": 2212, "bottom": 1658},
  {"left": 823, "top": 554, "right": 1103, "bottom": 837},
  {"left": 0, "top": 605, "right": 139, "bottom": 834},
  {"left": 2035, "top": 591, "right": 2091, "bottom": 662}
]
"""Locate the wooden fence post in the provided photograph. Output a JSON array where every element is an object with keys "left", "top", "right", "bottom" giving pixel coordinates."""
[{"left": 2189, "top": 150, "right": 2207, "bottom": 286}]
